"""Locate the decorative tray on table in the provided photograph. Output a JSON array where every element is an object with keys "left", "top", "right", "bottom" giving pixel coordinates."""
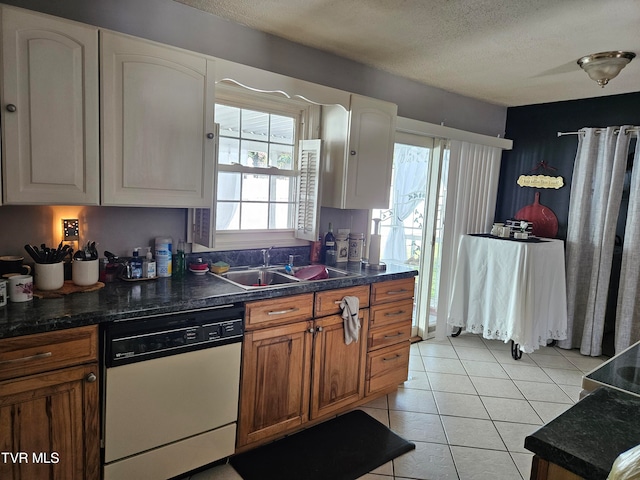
[{"left": 471, "top": 233, "right": 548, "bottom": 243}]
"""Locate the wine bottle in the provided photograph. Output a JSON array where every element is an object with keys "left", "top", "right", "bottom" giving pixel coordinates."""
[{"left": 324, "top": 223, "right": 337, "bottom": 266}]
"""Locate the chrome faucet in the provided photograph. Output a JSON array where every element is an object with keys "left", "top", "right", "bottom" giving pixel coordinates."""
[{"left": 261, "top": 246, "right": 275, "bottom": 267}]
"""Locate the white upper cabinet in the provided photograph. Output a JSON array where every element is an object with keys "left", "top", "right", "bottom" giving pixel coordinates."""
[
  {"left": 321, "top": 94, "right": 397, "bottom": 209},
  {"left": 0, "top": 6, "right": 99, "bottom": 205},
  {"left": 100, "top": 31, "right": 215, "bottom": 208}
]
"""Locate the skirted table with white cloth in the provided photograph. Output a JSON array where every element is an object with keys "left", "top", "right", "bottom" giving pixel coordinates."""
[{"left": 447, "top": 234, "right": 568, "bottom": 358}]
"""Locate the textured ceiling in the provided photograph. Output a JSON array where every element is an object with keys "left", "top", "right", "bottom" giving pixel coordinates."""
[{"left": 175, "top": 0, "right": 640, "bottom": 107}]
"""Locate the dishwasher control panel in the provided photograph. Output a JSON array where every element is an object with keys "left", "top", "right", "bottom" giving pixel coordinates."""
[{"left": 105, "top": 305, "right": 244, "bottom": 367}]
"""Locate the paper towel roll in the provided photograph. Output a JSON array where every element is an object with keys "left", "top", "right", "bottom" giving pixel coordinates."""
[{"left": 368, "top": 234, "right": 381, "bottom": 265}]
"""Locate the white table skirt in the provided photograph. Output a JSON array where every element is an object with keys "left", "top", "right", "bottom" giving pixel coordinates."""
[{"left": 447, "top": 234, "right": 568, "bottom": 353}]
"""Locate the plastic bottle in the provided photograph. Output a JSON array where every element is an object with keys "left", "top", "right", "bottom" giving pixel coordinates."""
[
  {"left": 155, "top": 237, "right": 172, "bottom": 277},
  {"left": 143, "top": 247, "right": 156, "bottom": 278},
  {"left": 324, "top": 223, "right": 337, "bottom": 266},
  {"left": 130, "top": 248, "right": 143, "bottom": 279}
]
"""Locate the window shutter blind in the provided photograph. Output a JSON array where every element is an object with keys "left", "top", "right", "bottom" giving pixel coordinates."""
[
  {"left": 295, "top": 139, "right": 322, "bottom": 241},
  {"left": 191, "top": 123, "right": 219, "bottom": 248},
  {"left": 192, "top": 207, "right": 215, "bottom": 248}
]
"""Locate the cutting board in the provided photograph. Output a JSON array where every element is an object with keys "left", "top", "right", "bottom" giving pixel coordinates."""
[{"left": 515, "top": 192, "right": 559, "bottom": 238}]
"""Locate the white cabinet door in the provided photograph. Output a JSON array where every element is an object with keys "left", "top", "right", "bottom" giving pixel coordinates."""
[
  {"left": 1, "top": 6, "right": 99, "bottom": 205},
  {"left": 101, "top": 31, "right": 215, "bottom": 208},
  {"left": 321, "top": 94, "right": 397, "bottom": 209}
]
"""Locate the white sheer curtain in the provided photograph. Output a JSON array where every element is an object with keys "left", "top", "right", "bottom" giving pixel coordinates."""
[
  {"left": 436, "top": 140, "right": 502, "bottom": 339},
  {"left": 560, "top": 127, "right": 632, "bottom": 356},
  {"left": 382, "top": 144, "right": 429, "bottom": 262},
  {"left": 615, "top": 141, "right": 640, "bottom": 353}
]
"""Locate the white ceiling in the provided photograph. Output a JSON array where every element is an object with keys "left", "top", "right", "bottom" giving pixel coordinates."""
[{"left": 175, "top": 0, "right": 640, "bottom": 107}]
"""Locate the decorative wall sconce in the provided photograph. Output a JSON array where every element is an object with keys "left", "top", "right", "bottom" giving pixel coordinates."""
[{"left": 577, "top": 51, "right": 635, "bottom": 87}]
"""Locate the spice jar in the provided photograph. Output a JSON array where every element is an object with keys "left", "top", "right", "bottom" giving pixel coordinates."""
[{"left": 348, "top": 233, "right": 364, "bottom": 263}]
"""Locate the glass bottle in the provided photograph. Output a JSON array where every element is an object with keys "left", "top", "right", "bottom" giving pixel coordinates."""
[
  {"left": 324, "top": 223, "right": 337, "bottom": 266},
  {"left": 173, "top": 240, "right": 186, "bottom": 276}
]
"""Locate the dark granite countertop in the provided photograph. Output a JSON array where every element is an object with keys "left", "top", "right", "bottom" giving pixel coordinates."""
[
  {"left": 0, "top": 263, "right": 417, "bottom": 339},
  {"left": 584, "top": 341, "right": 640, "bottom": 396},
  {"left": 525, "top": 386, "right": 640, "bottom": 480}
]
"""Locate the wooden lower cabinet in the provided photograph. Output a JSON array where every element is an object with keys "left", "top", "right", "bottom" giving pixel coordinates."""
[
  {"left": 311, "top": 311, "right": 368, "bottom": 419},
  {"left": 365, "top": 278, "right": 414, "bottom": 396},
  {"left": 0, "top": 326, "right": 99, "bottom": 480},
  {"left": 530, "top": 456, "right": 584, "bottom": 480},
  {"left": 237, "top": 288, "right": 370, "bottom": 450},
  {"left": 237, "top": 321, "right": 313, "bottom": 447}
]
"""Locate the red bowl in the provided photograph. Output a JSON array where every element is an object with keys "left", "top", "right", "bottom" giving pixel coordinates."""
[{"left": 189, "top": 262, "right": 208, "bottom": 271}]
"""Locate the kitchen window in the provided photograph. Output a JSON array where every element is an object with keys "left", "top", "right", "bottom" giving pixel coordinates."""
[{"left": 192, "top": 85, "right": 321, "bottom": 251}]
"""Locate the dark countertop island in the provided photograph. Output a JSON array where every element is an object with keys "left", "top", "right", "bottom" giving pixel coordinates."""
[
  {"left": 0, "top": 263, "right": 418, "bottom": 339},
  {"left": 525, "top": 386, "right": 640, "bottom": 480}
]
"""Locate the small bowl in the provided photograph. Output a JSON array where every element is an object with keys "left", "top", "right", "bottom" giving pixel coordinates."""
[
  {"left": 189, "top": 262, "right": 209, "bottom": 271},
  {"left": 189, "top": 267, "right": 208, "bottom": 276}
]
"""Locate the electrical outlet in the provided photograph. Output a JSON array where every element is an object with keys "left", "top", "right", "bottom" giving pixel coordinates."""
[{"left": 62, "top": 219, "right": 79, "bottom": 240}]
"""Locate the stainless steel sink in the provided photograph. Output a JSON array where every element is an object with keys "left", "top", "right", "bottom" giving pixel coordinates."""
[
  {"left": 269, "top": 265, "right": 358, "bottom": 280},
  {"left": 216, "top": 269, "right": 301, "bottom": 289},
  {"left": 214, "top": 264, "right": 359, "bottom": 289}
]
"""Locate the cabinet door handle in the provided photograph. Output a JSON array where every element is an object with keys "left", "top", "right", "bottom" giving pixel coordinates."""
[
  {"left": 383, "top": 332, "right": 404, "bottom": 339},
  {"left": 0, "top": 351, "right": 52, "bottom": 365},
  {"left": 267, "top": 307, "right": 299, "bottom": 316},
  {"left": 382, "top": 354, "right": 401, "bottom": 362},
  {"left": 206, "top": 132, "right": 214, "bottom": 139},
  {"left": 384, "top": 310, "right": 406, "bottom": 317},
  {"left": 350, "top": 150, "right": 356, "bottom": 155},
  {"left": 86, "top": 372, "right": 97, "bottom": 383},
  {"left": 386, "top": 289, "right": 410, "bottom": 295},
  {"left": 6, "top": 104, "right": 16, "bottom": 112}
]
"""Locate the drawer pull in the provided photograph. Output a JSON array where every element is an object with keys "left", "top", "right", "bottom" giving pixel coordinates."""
[
  {"left": 383, "top": 332, "right": 404, "bottom": 339},
  {"left": 267, "top": 307, "right": 299, "bottom": 316},
  {"left": 0, "top": 351, "right": 52, "bottom": 365},
  {"left": 384, "top": 310, "right": 406, "bottom": 317},
  {"left": 386, "top": 289, "right": 410, "bottom": 295},
  {"left": 382, "top": 354, "right": 402, "bottom": 362}
]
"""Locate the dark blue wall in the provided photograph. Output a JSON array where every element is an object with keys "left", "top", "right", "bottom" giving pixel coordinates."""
[{"left": 495, "top": 92, "right": 640, "bottom": 240}]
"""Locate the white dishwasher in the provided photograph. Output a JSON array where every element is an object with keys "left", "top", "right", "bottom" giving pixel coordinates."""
[{"left": 102, "top": 304, "right": 243, "bottom": 480}]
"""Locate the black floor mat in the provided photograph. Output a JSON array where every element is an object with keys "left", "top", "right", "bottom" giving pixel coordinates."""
[{"left": 230, "top": 410, "right": 415, "bottom": 480}]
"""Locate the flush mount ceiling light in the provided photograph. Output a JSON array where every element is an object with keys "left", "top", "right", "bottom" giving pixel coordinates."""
[{"left": 577, "top": 51, "right": 636, "bottom": 87}]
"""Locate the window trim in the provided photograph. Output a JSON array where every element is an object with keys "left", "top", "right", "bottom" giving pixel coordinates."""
[{"left": 194, "top": 85, "right": 319, "bottom": 251}]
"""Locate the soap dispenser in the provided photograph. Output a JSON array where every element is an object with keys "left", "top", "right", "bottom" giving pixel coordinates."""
[
  {"left": 143, "top": 247, "right": 156, "bottom": 278},
  {"left": 130, "top": 248, "right": 143, "bottom": 279}
]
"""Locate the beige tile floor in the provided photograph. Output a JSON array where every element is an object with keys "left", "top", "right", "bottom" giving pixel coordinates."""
[{"left": 188, "top": 333, "right": 608, "bottom": 480}]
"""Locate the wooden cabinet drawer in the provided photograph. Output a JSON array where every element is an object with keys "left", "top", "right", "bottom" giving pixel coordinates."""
[
  {"left": 0, "top": 325, "right": 98, "bottom": 381},
  {"left": 369, "top": 299, "right": 413, "bottom": 330},
  {"left": 370, "top": 277, "right": 415, "bottom": 305},
  {"left": 245, "top": 293, "right": 314, "bottom": 330},
  {"left": 366, "top": 342, "right": 410, "bottom": 395},
  {"left": 314, "top": 285, "right": 369, "bottom": 317},
  {"left": 368, "top": 319, "right": 412, "bottom": 351}
]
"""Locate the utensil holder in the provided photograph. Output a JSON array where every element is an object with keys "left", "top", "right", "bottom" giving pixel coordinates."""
[
  {"left": 35, "top": 262, "right": 64, "bottom": 291},
  {"left": 72, "top": 259, "right": 99, "bottom": 286}
]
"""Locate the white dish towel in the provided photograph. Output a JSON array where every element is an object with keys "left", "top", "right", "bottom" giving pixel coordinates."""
[{"left": 340, "top": 296, "right": 360, "bottom": 345}]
